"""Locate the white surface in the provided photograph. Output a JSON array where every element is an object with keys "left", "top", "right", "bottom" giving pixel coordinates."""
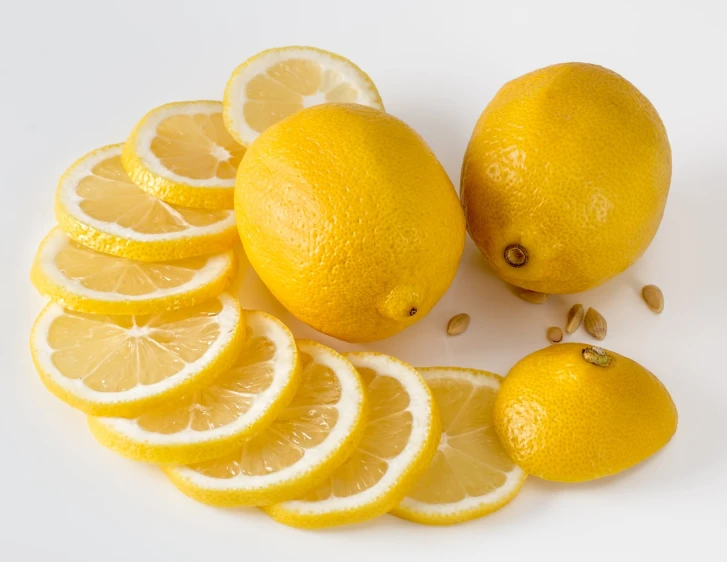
[{"left": 1, "top": 0, "right": 725, "bottom": 560}]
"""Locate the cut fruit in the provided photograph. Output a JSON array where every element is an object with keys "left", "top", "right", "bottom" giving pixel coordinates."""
[
  {"left": 88, "top": 311, "right": 300, "bottom": 464},
  {"left": 31, "top": 228, "right": 235, "bottom": 315},
  {"left": 163, "top": 340, "right": 367, "bottom": 506},
  {"left": 264, "top": 352, "right": 440, "bottom": 529},
  {"left": 30, "top": 293, "right": 243, "bottom": 418},
  {"left": 55, "top": 144, "right": 238, "bottom": 262},
  {"left": 392, "top": 367, "right": 526, "bottom": 525},
  {"left": 123, "top": 101, "right": 245, "bottom": 210},
  {"left": 223, "top": 46, "right": 384, "bottom": 146}
]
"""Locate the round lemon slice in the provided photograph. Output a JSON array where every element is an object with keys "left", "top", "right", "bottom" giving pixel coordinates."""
[
  {"left": 88, "top": 311, "right": 300, "bottom": 464},
  {"left": 264, "top": 352, "right": 440, "bottom": 529},
  {"left": 123, "top": 101, "right": 245, "bottom": 210},
  {"left": 55, "top": 144, "right": 238, "bottom": 262},
  {"left": 163, "top": 340, "right": 367, "bottom": 507},
  {"left": 392, "top": 367, "right": 527, "bottom": 525},
  {"left": 31, "top": 228, "right": 235, "bottom": 315},
  {"left": 30, "top": 293, "right": 243, "bottom": 418},
  {"left": 223, "top": 46, "right": 384, "bottom": 146}
]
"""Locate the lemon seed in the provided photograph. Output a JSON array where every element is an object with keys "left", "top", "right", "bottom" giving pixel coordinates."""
[
  {"left": 584, "top": 307, "right": 607, "bottom": 340},
  {"left": 642, "top": 285, "right": 664, "bottom": 313},
  {"left": 566, "top": 304, "right": 584, "bottom": 334},
  {"left": 515, "top": 288, "right": 549, "bottom": 304},
  {"left": 547, "top": 326, "right": 563, "bottom": 343},
  {"left": 447, "top": 313, "right": 470, "bottom": 336}
]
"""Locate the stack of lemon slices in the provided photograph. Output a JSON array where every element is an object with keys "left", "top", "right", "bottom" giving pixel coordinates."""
[{"left": 29, "top": 46, "right": 525, "bottom": 528}]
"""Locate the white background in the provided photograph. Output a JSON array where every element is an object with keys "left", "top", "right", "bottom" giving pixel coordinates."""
[{"left": 1, "top": 0, "right": 725, "bottom": 560}]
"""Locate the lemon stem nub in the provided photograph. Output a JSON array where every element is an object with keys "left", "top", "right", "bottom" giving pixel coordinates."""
[
  {"left": 409, "top": 308, "right": 418, "bottom": 316},
  {"left": 504, "top": 244, "right": 528, "bottom": 268},
  {"left": 582, "top": 346, "right": 613, "bottom": 367}
]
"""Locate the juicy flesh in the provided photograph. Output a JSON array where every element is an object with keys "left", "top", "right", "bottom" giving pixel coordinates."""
[
  {"left": 150, "top": 112, "right": 245, "bottom": 180},
  {"left": 190, "top": 350, "right": 341, "bottom": 478},
  {"left": 299, "top": 366, "right": 413, "bottom": 501},
  {"left": 55, "top": 237, "right": 209, "bottom": 296},
  {"left": 77, "top": 155, "right": 230, "bottom": 234},
  {"left": 136, "top": 332, "right": 276, "bottom": 434},
  {"left": 406, "top": 379, "right": 515, "bottom": 504},
  {"left": 244, "top": 59, "right": 362, "bottom": 133},
  {"left": 47, "top": 300, "right": 223, "bottom": 392}
]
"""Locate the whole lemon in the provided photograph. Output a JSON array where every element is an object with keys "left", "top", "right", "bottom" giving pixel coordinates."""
[
  {"left": 235, "top": 103, "right": 465, "bottom": 342},
  {"left": 493, "top": 343, "right": 677, "bottom": 482},
  {"left": 461, "top": 63, "right": 671, "bottom": 294}
]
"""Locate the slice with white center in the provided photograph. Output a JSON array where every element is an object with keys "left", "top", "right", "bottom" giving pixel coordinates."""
[
  {"left": 223, "top": 46, "right": 384, "bottom": 146},
  {"left": 163, "top": 340, "right": 367, "bottom": 507},
  {"left": 264, "top": 352, "right": 440, "bottom": 529},
  {"left": 123, "top": 101, "right": 245, "bottom": 210},
  {"left": 88, "top": 311, "right": 300, "bottom": 464},
  {"left": 392, "top": 367, "right": 526, "bottom": 525},
  {"left": 30, "top": 293, "right": 243, "bottom": 418},
  {"left": 55, "top": 144, "right": 238, "bottom": 262},
  {"left": 31, "top": 228, "right": 235, "bottom": 315}
]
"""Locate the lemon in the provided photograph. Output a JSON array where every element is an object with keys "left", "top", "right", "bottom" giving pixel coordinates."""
[
  {"left": 31, "top": 228, "right": 235, "bottom": 315},
  {"left": 264, "top": 352, "right": 440, "bottom": 529},
  {"left": 56, "top": 144, "right": 238, "bottom": 262},
  {"left": 164, "top": 340, "right": 367, "bottom": 507},
  {"left": 461, "top": 63, "right": 672, "bottom": 294},
  {"left": 30, "top": 294, "right": 244, "bottom": 418},
  {"left": 88, "top": 311, "right": 300, "bottom": 465},
  {"left": 493, "top": 343, "right": 678, "bottom": 482},
  {"left": 123, "top": 101, "right": 245, "bottom": 210},
  {"left": 392, "top": 367, "right": 526, "bottom": 525},
  {"left": 235, "top": 103, "right": 465, "bottom": 342},
  {"left": 223, "top": 46, "right": 383, "bottom": 146}
]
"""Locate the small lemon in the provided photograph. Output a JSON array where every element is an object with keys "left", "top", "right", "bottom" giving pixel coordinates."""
[
  {"left": 235, "top": 103, "right": 465, "bottom": 342},
  {"left": 461, "top": 63, "right": 672, "bottom": 294},
  {"left": 493, "top": 343, "right": 677, "bottom": 482}
]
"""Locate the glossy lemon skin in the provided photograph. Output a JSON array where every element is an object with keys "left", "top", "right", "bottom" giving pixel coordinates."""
[
  {"left": 462, "top": 63, "right": 672, "bottom": 294},
  {"left": 493, "top": 343, "right": 678, "bottom": 482},
  {"left": 235, "top": 103, "right": 465, "bottom": 342}
]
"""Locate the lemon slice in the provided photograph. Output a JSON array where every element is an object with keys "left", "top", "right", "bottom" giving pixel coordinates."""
[
  {"left": 264, "top": 352, "right": 440, "bottom": 529},
  {"left": 87, "top": 311, "right": 300, "bottom": 464},
  {"left": 55, "top": 144, "right": 238, "bottom": 262},
  {"left": 223, "top": 46, "right": 384, "bottom": 146},
  {"left": 392, "top": 367, "right": 527, "bottom": 525},
  {"left": 123, "top": 101, "right": 245, "bottom": 210},
  {"left": 30, "top": 294, "right": 243, "bottom": 418},
  {"left": 31, "top": 228, "right": 235, "bottom": 315},
  {"left": 163, "top": 340, "right": 367, "bottom": 507}
]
